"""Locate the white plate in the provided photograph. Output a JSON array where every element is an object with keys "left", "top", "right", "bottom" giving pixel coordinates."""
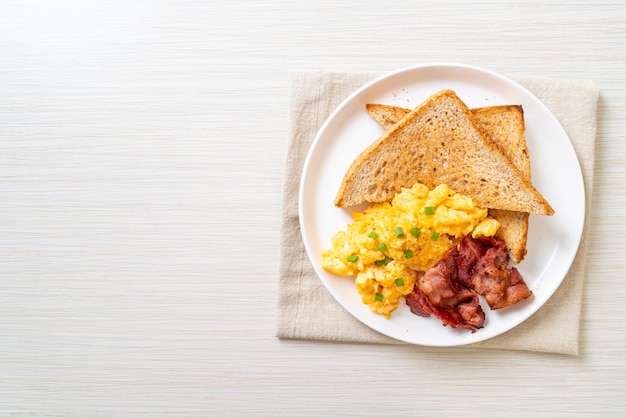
[{"left": 299, "top": 63, "right": 585, "bottom": 346}]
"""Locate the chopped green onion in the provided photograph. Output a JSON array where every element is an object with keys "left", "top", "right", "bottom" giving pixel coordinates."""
[
  {"left": 410, "top": 227, "right": 421, "bottom": 237},
  {"left": 403, "top": 249, "right": 413, "bottom": 259},
  {"left": 394, "top": 227, "right": 404, "bottom": 238},
  {"left": 377, "top": 242, "right": 387, "bottom": 252},
  {"left": 374, "top": 257, "right": 392, "bottom": 267},
  {"left": 430, "top": 231, "right": 440, "bottom": 241},
  {"left": 424, "top": 206, "right": 435, "bottom": 216},
  {"left": 395, "top": 278, "right": 404, "bottom": 287},
  {"left": 347, "top": 255, "right": 359, "bottom": 263},
  {"left": 368, "top": 231, "right": 379, "bottom": 239},
  {"left": 375, "top": 293, "right": 383, "bottom": 302}
]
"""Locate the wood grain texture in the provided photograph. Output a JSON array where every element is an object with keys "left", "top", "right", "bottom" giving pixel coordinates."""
[{"left": 1, "top": 0, "right": 625, "bottom": 416}]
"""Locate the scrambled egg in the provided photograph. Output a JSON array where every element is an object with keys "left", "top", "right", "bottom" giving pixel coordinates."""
[
  {"left": 321, "top": 183, "right": 499, "bottom": 318},
  {"left": 355, "top": 260, "right": 418, "bottom": 319}
]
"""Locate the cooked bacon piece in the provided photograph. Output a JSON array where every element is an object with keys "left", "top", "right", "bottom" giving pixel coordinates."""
[
  {"left": 456, "top": 235, "right": 489, "bottom": 288},
  {"left": 405, "top": 273, "right": 432, "bottom": 318},
  {"left": 405, "top": 235, "right": 533, "bottom": 332},
  {"left": 406, "top": 249, "right": 485, "bottom": 333},
  {"left": 459, "top": 236, "right": 532, "bottom": 310},
  {"left": 406, "top": 288, "right": 485, "bottom": 332}
]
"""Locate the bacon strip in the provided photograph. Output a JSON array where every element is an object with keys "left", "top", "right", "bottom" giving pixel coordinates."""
[
  {"left": 406, "top": 249, "right": 485, "bottom": 333},
  {"left": 458, "top": 236, "right": 532, "bottom": 310},
  {"left": 405, "top": 236, "right": 533, "bottom": 332}
]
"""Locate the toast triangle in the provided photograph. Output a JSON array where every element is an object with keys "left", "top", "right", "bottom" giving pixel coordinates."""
[
  {"left": 365, "top": 102, "right": 531, "bottom": 263},
  {"left": 334, "top": 89, "right": 554, "bottom": 217}
]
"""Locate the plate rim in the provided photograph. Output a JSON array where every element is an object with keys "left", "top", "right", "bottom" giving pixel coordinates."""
[{"left": 298, "top": 62, "right": 585, "bottom": 347}]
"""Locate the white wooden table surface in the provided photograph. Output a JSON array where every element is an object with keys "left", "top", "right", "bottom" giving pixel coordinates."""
[{"left": 1, "top": 1, "right": 625, "bottom": 416}]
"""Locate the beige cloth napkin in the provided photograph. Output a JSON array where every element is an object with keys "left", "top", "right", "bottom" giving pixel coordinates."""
[{"left": 276, "top": 70, "right": 599, "bottom": 355}]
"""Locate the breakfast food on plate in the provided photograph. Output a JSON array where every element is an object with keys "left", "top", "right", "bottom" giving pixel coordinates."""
[
  {"left": 322, "top": 183, "right": 501, "bottom": 319},
  {"left": 334, "top": 89, "right": 554, "bottom": 216},
  {"left": 365, "top": 103, "right": 531, "bottom": 263},
  {"left": 322, "top": 89, "right": 552, "bottom": 332}
]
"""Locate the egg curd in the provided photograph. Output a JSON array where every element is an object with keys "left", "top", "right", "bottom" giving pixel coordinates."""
[{"left": 321, "top": 183, "right": 500, "bottom": 319}]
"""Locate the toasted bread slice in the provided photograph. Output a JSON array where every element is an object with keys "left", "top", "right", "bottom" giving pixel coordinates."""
[
  {"left": 334, "top": 89, "right": 554, "bottom": 217},
  {"left": 366, "top": 102, "right": 530, "bottom": 263},
  {"left": 472, "top": 106, "right": 530, "bottom": 263}
]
